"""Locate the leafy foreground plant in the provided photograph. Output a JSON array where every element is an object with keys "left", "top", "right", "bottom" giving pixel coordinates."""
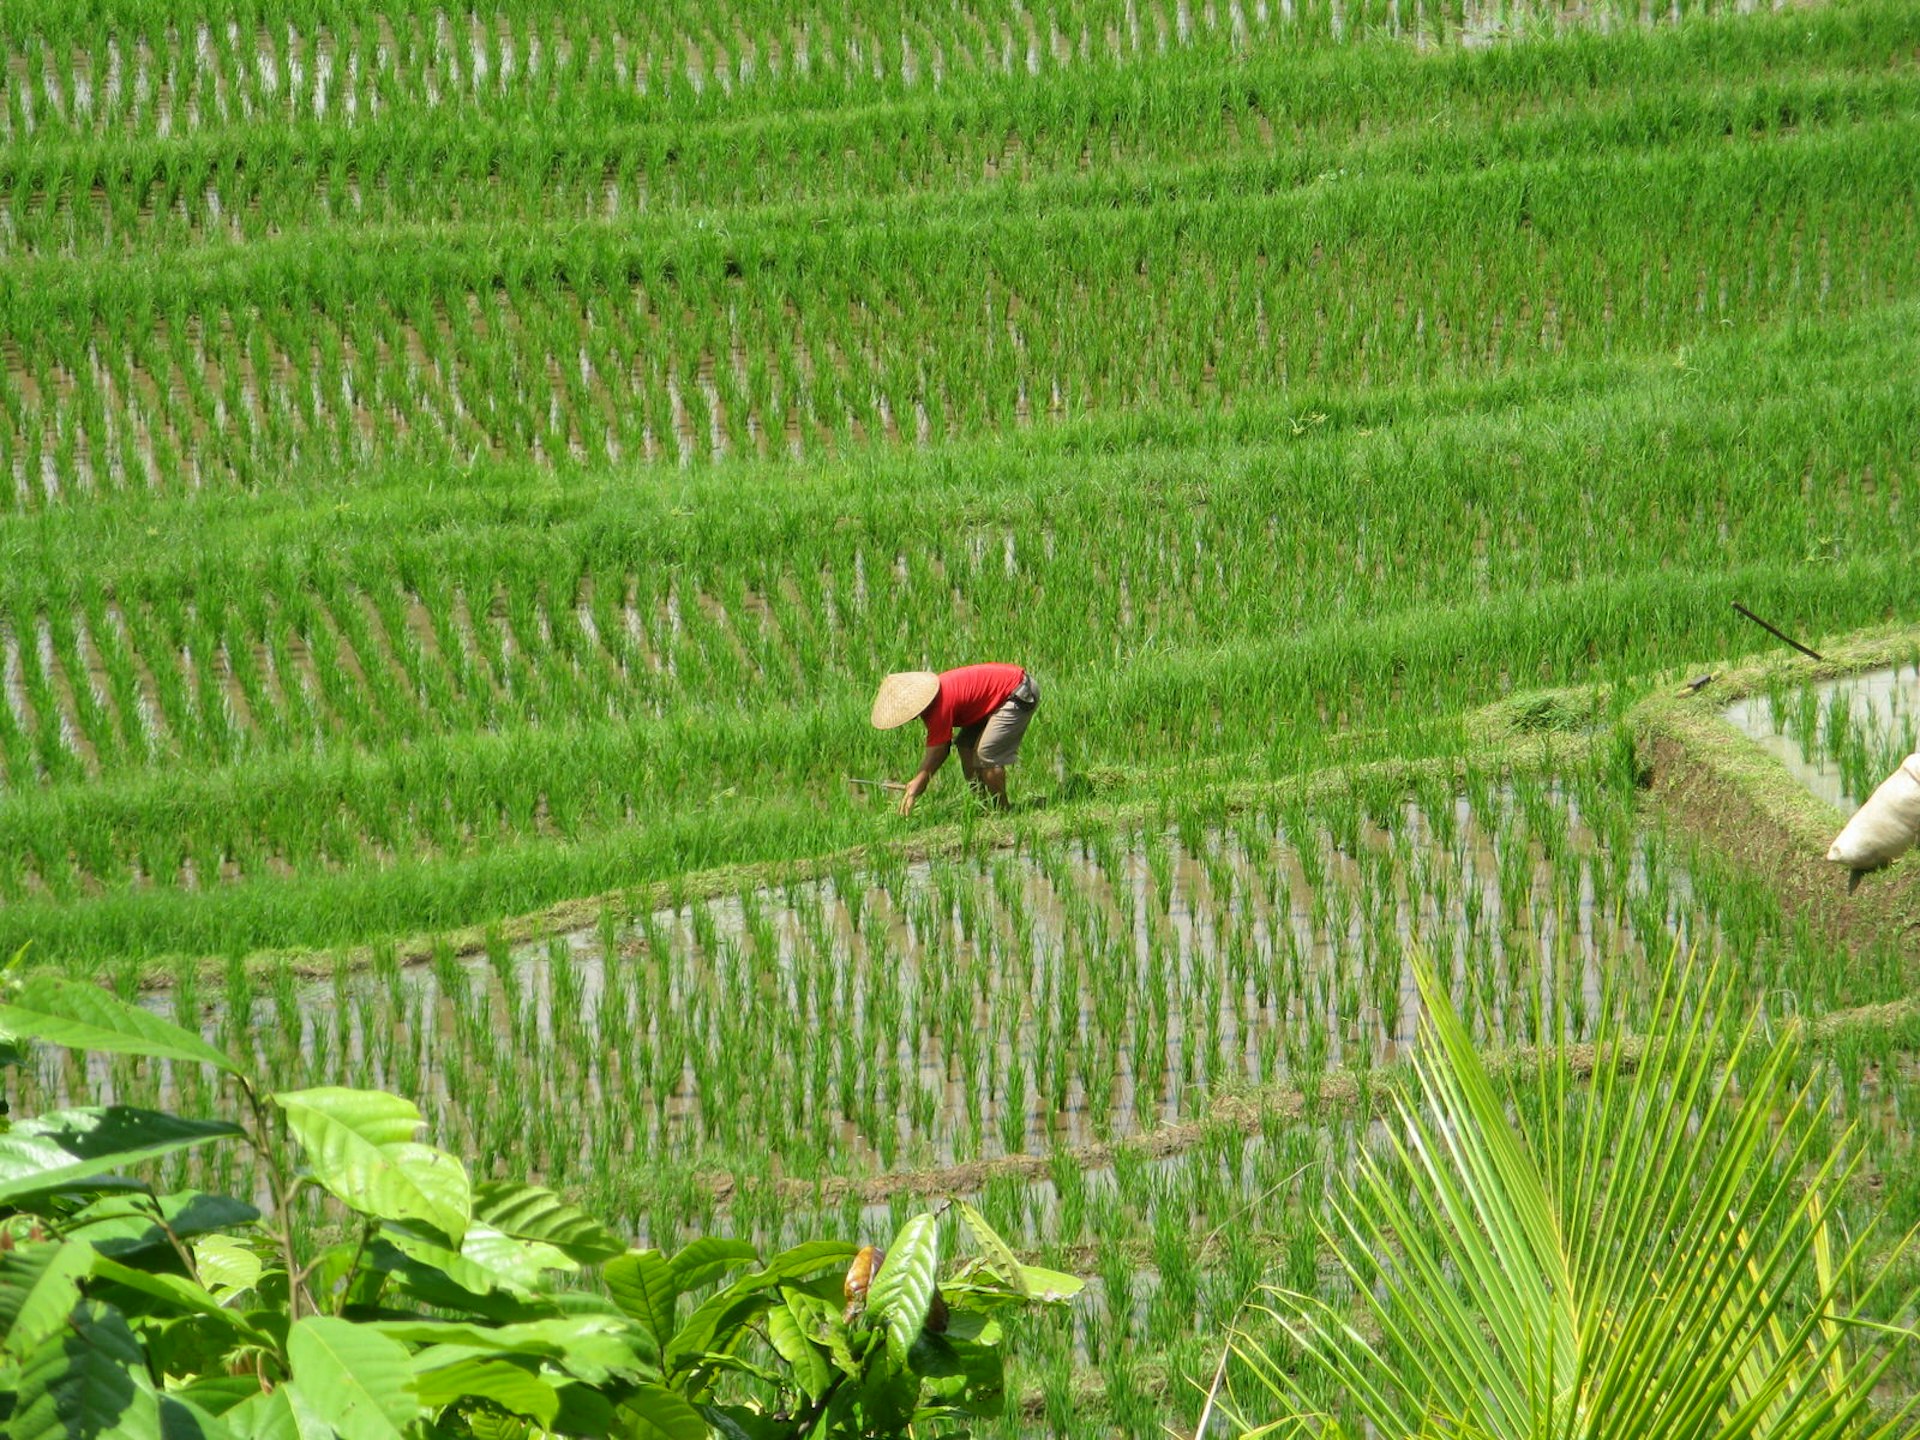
[
  {"left": 1227, "top": 958, "right": 1920, "bottom": 1439},
  {"left": 0, "top": 975, "right": 1078, "bottom": 1440}
]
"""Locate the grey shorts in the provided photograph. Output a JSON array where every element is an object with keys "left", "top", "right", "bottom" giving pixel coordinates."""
[{"left": 959, "top": 674, "right": 1039, "bottom": 767}]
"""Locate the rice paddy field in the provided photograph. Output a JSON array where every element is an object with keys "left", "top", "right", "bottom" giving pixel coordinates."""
[
  {"left": 8, "top": 0, "right": 1920, "bottom": 1432},
  {"left": 1727, "top": 655, "right": 1920, "bottom": 809}
]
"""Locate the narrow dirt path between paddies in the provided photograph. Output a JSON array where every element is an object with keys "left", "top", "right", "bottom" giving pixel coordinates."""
[
  {"left": 105, "top": 683, "right": 1611, "bottom": 988},
  {"left": 714, "top": 987, "right": 1920, "bottom": 1212},
  {"left": 95, "top": 620, "right": 1920, "bottom": 999},
  {"left": 60, "top": 624, "right": 1920, "bottom": 1221}
]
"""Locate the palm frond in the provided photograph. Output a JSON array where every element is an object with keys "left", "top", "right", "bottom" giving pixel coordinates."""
[{"left": 1228, "top": 952, "right": 1919, "bottom": 1440}]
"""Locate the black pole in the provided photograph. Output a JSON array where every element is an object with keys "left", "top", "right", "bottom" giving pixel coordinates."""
[{"left": 1731, "top": 602, "right": 1824, "bottom": 662}]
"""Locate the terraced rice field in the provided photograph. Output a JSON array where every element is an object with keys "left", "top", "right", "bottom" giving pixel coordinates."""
[
  {"left": 20, "top": 754, "right": 1918, "bottom": 1427},
  {"left": 8, "top": 0, "right": 1920, "bottom": 1432},
  {"left": 30, "top": 768, "right": 1839, "bottom": 1186}
]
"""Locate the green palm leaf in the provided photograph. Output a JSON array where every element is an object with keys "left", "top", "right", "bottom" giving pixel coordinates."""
[{"left": 1231, "top": 955, "right": 1920, "bottom": 1440}]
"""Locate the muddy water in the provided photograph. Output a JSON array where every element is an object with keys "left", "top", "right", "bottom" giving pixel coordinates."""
[
  {"left": 43, "top": 783, "right": 1713, "bottom": 1198},
  {"left": 1724, "top": 664, "right": 1920, "bottom": 812}
]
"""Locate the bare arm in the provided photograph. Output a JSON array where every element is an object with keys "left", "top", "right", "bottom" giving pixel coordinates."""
[{"left": 899, "top": 743, "right": 951, "bottom": 815}]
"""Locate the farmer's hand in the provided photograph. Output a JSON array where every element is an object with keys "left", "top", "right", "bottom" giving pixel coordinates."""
[{"left": 898, "top": 744, "right": 945, "bottom": 818}]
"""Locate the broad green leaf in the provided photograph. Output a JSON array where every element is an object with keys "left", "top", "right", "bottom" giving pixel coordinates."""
[
  {"left": 912, "top": 1333, "right": 1006, "bottom": 1417},
  {"left": 551, "top": 1381, "right": 616, "bottom": 1437},
  {"left": 666, "top": 1235, "right": 758, "bottom": 1293},
  {"left": 279, "top": 1382, "right": 349, "bottom": 1440},
  {"left": 604, "top": 1248, "right": 677, "bottom": 1347},
  {"left": 471, "top": 1180, "right": 624, "bottom": 1263},
  {"left": 0, "top": 976, "right": 241, "bottom": 1077},
  {"left": 641, "top": 1237, "right": 859, "bottom": 1368},
  {"left": 0, "top": 1109, "right": 244, "bottom": 1205},
  {"left": 832, "top": 1350, "right": 918, "bottom": 1433},
  {"left": 701, "top": 1404, "right": 787, "bottom": 1440},
  {"left": 0, "top": 1239, "right": 92, "bottom": 1359},
  {"left": 407, "top": 1342, "right": 514, "bottom": 1375},
  {"left": 412, "top": 1355, "right": 559, "bottom": 1426},
  {"left": 752, "top": 1239, "right": 860, "bottom": 1285},
  {"left": 765, "top": 1297, "right": 831, "bottom": 1401},
  {"left": 546, "top": 1287, "right": 632, "bottom": 1320},
  {"left": 89, "top": 1256, "right": 274, "bottom": 1346},
  {"left": 274, "top": 1090, "right": 469, "bottom": 1243},
  {"left": 12, "top": 1298, "right": 164, "bottom": 1440},
  {"left": 275, "top": 1086, "right": 421, "bottom": 1146},
  {"left": 1013, "top": 1263, "right": 1084, "bottom": 1302},
  {"left": 286, "top": 1317, "right": 419, "bottom": 1440},
  {"left": 941, "top": 1309, "right": 1004, "bottom": 1346},
  {"left": 662, "top": 1283, "right": 778, "bottom": 1377},
  {"left": 171, "top": 1377, "right": 266, "bottom": 1417},
  {"left": 367, "top": 1220, "right": 563, "bottom": 1306},
  {"left": 616, "top": 1384, "right": 708, "bottom": 1440},
  {"left": 866, "top": 1215, "right": 940, "bottom": 1366},
  {"left": 193, "top": 1235, "right": 264, "bottom": 1298},
  {"left": 382, "top": 1225, "right": 532, "bottom": 1300},
  {"left": 955, "top": 1202, "right": 1029, "bottom": 1296},
  {"left": 65, "top": 1192, "right": 259, "bottom": 1260},
  {"left": 783, "top": 1286, "right": 854, "bottom": 1375},
  {"left": 157, "top": 1392, "right": 239, "bottom": 1440},
  {"left": 459, "top": 1224, "right": 574, "bottom": 1286},
  {"left": 372, "top": 1315, "right": 605, "bottom": 1351},
  {"left": 388, "top": 1143, "right": 474, "bottom": 1242},
  {"left": 221, "top": 1386, "right": 301, "bottom": 1440},
  {"left": 680, "top": 1350, "right": 784, "bottom": 1386},
  {"left": 367, "top": 1236, "right": 542, "bottom": 1320},
  {"left": 374, "top": 1316, "right": 649, "bottom": 1385}
]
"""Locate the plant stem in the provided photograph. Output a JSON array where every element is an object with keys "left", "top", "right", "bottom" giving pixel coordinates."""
[{"left": 237, "top": 1075, "right": 309, "bottom": 1321}]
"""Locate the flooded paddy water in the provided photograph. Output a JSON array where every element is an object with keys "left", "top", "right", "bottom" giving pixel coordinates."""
[
  {"left": 1724, "top": 664, "right": 1920, "bottom": 813},
  {"left": 19, "top": 769, "right": 1834, "bottom": 1243},
  {"left": 14, "top": 762, "right": 1907, "bottom": 1391}
]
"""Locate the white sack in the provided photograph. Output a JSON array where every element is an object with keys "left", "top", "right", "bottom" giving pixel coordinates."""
[{"left": 1827, "top": 752, "right": 1920, "bottom": 870}]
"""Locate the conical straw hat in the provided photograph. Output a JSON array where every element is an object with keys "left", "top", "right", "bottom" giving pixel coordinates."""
[{"left": 872, "top": 671, "right": 939, "bottom": 729}]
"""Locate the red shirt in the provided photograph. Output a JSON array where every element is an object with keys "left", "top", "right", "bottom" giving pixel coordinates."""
[{"left": 922, "top": 663, "right": 1026, "bottom": 747}]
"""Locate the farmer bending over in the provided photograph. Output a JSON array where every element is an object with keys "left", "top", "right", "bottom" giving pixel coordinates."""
[{"left": 871, "top": 663, "right": 1040, "bottom": 816}]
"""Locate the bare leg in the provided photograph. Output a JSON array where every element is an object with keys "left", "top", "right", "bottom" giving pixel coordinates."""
[
  {"left": 957, "top": 742, "right": 985, "bottom": 794},
  {"left": 958, "top": 742, "right": 1010, "bottom": 809},
  {"left": 977, "top": 764, "right": 1009, "bottom": 809}
]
